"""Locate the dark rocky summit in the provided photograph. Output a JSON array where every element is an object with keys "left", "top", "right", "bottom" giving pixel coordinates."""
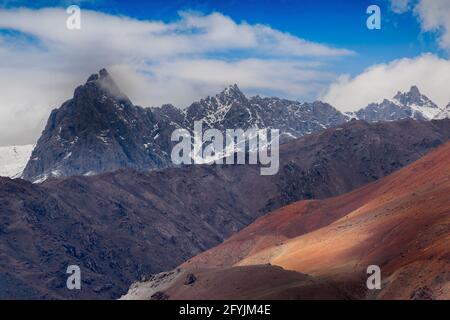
[{"left": 22, "top": 69, "right": 176, "bottom": 182}]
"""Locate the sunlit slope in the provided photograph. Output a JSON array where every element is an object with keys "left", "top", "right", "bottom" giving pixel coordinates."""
[{"left": 183, "top": 142, "right": 450, "bottom": 299}]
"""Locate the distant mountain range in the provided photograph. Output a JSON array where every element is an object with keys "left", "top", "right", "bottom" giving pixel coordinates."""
[
  {"left": 2, "top": 118, "right": 449, "bottom": 299},
  {"left": 349, "top": 85, "right": 449, "bottom": 122},
  {"left": 123, "top": 139, "right": 450, "bottom": 300},
  {"left": 436, "top": 102, "right": 450, "bottom": 119},
  {"left": 16, "top": 69, "right": 449, "bottom": 182},
  {"left": 21, "top": 69, "right": 348, "bottom": 182}
]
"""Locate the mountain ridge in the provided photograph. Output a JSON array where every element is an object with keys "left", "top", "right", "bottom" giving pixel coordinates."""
[
  {"left": 352, "top": 85, "right": 447, "bottom": 121},
  {"left": 3, "top": 118, "right": 450, "bottom": 299},
  {"left": 22, "top": 69, "right": 348, "bottom": 182},
  {"left": 124, "top": 140, "right": 450, "bottom": 300},
  {"left": 21, "top": 69, "right": 450, "bottom": 182}
]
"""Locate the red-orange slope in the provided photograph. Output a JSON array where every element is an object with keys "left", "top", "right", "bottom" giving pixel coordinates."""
[{"left": 182, "top": 141, "right": 450, "bottom": 299}]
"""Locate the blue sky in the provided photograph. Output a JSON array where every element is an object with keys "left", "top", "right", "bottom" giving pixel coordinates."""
[
  {"left": 98, "top": 0, "right": 443, "bottom": 71},
  {"left": 1, "top": 0, "right": 445, "bottom": 76},
  {"left": 0, "top": 0, "right": 450, "bottom": 145}
]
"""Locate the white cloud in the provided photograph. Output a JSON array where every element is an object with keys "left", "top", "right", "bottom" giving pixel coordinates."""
[
  {"left": 322, "top": 54, "right": 450, "bottom": 112},
  {"left": 0, "top": 7, "right": 352, "bottom": 146},
  {"left": 0, "top": 8, "right": 353, "bottom": 59},
  {"left": 390, "top": 0, "right": 411, "bottom": 13},
  {"left": 389, "top": 0, "right": 450, "bottom": 52},
  {"left": 414, "top": 0, "right": 450, "bottom": 51},
  {"left": 112, "top": 59, "right": 335, "bottom": 107}
]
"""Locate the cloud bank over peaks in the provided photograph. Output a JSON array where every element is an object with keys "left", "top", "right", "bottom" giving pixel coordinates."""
[
  {"left": 0, "top": 7, "right": 352, "bottom": 146},
  {"left": 322, "top": 54, "right": 450, "bottom": 112}
]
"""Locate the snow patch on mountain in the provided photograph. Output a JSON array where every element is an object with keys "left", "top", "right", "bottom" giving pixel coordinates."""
[
  {"left": 356, "top": 86, "right": 444, "bottom": 121},
  {"left": 0, "top": 145, "right": 34, "bottom": 178},
  {"left": 434, "top": 103, "right": 450, "bottom": 119}
]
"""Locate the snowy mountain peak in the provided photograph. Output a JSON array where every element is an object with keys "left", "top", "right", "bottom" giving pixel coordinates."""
[
  {"left": 434, "top": 102, "right": 450, "bottom": 119},
  {"left": 217, "top": 84, "right": 247, "bottom": 103},
  {"left": 392, "top": 85, "right": 438, "bottom": 109},
  {"left": 222, "top": 83, "right": 240, "bottom": 93},
  {"left": 393, "top": 85, "right": 421, "bottom": 101},
  {"left": 356, "top": 86, "right": 441, "bottom": 121}
]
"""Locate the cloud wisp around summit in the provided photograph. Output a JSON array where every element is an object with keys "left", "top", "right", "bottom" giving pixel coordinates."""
[
  {"left": 0, "top": 7, "right": 353, "bottom": 146},
  {"left": 322, "top": 53, "right": 450, "bottom": 112}
]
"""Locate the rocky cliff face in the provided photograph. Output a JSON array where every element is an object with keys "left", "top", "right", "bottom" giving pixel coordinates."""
[{"left": 22, "top": 69, "right": 176, "bottom": 182}]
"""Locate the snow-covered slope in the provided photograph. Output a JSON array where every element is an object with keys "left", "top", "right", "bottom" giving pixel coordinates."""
[
  {"left": 391, "top": 85, "right": 440, "bottom": 119},
  {"left": 355, "top": 86, "right": 444, "bottom": 122},
  {"left": 0, "top": 144, "right": 34, "bottom": 178},
  {"left": 434, "top": 103, "right": 450, "bottom": 119}
]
